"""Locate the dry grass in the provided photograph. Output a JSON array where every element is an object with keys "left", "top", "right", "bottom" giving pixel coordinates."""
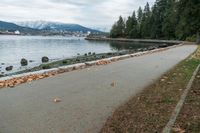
[{"left": 191, "top": 45, "right": 200, "bottom": 59}]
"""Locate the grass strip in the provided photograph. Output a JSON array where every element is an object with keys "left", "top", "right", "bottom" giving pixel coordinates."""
[
  {"left": 172, "top": 58, "right": 200, "bottom": 132},
  {"left": 101, "top": 46, "right": 200, "bottom": 133}
]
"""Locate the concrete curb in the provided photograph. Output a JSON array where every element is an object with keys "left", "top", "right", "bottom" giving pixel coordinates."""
[{"left": 162, "top": 64, "right": 200, "bottom": 133}]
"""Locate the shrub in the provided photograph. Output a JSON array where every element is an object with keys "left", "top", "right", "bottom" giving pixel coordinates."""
[
  {"left": 186, "top": 35, "right": 197, "bottom": 42},
  {"left": 62, "top": 60, "right": 68, "bottom": 64}
]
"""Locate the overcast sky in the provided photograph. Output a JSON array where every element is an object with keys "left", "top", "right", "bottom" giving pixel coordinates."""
[{"left": 0, "top": 0, "right": 155, "bottom": 30}]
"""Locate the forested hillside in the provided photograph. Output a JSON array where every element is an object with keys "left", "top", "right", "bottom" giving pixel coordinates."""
[{"left": 110, "top": 0, "right": 200, "bottom": 42}]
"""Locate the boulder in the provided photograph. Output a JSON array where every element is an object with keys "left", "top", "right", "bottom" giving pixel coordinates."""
[
  {"left": 5, "top": 66, "right": 13, "bottom": 71},
  {"left": 42, "top": 56, "right": 49, "bottom": 63},
  {"left": 21, "top": 58, "right": 28, "bottom": 66}
]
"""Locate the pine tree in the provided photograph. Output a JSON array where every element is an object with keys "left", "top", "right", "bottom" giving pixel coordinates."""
[
  {"left": 110, "top": 16, "right": 125, "bottom": 38},
  {"left": 137, "top": 7, "right": 143, "bottom": 38},
  {"left": 125, "top": 11, "right": 138, "bottom": 38},
  {"left": 110, "top": 0, "right": 199, "bottom": 42},
  {"left": 176, "top": 0, "right": 200, "bottom": 41},
  {"left": 140, "top": 2, "right": 151, "bottom": 38},
  {"left": 162, "top": 0, "right": 177, "bottom": 39}
]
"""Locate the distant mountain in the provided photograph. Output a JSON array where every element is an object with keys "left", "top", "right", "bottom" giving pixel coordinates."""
[
  {"left": 16, "top": 21, "right": 101, "bottom": 33},
  {"left": 0, "top": 21, "right": 40, "bottom": 34}
]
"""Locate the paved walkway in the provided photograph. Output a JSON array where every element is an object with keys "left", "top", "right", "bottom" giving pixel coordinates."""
[{"left": 0, "top": 45, "right": 197, "bottom": 133}]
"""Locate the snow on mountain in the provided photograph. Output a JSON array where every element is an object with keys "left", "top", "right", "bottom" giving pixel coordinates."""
[{"left": 15, "top": 21, "right": 101, "bottom": 33}]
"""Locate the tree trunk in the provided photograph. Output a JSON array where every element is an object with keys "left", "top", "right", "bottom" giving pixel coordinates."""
[{"left": 196, "top": 32, "right": 200, "bottom": 44}]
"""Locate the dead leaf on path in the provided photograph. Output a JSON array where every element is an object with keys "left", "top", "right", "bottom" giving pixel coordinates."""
[
  {"left": 54, "top": 98, "right": 61, "bottom": 103},
  {"left": 161, "top": 79, "right": 165, "bottom": 82},
  {"left": 111, "top": 81, "right": 116, "bottom": 87},
  {"left": 167, "top": 82, "right": 173, "bottom": 84}
]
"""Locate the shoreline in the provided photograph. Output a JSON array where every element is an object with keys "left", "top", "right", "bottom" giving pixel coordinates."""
[
  {"left": 0, "top": 43, "right": 182, "bottom": 88},
  {"left": 85, "top": 37, "right": 183, "bottom": 44},
  {"left": 1, "top": 41, "right": 176, "bottom": 78}
]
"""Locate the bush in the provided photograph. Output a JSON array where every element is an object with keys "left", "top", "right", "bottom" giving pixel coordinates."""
[
  {"left": 186, "top": 35, "right": 197, "bottom": 42},
  {"left": 21, "top": 58, "right": 28, "bottom": 66},
  {"left": 62, "top": 60, "right": 68, "bottom": 64},
  {"left": 76, "top": 58, "right": 80, "bottom": 62}
]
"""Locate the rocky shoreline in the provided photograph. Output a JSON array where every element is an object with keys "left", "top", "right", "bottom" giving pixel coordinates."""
[
  {"left": 0, "top": 43, "right": 182, "bottom": 88},
  {"left": 0, "top": 43, "right": 175, "bottom": 78}
]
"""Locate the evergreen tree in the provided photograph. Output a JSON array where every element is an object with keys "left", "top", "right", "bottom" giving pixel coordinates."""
[
  {"left": 110, "top": 23, "right": 118, "bottom": 38},
  {"left": 162, "top": 0, "right": 177, "bottom": 39},
  {"left": 125, "top": 11, "right": 138, "bottom": 38},
  {"left": 110, "top": 16, "right": 125, "bottom": 38},
  {"left": 137, "top": 7, "right": 143, "bottom": 25},
  {"left": 137, "top": 7, "right": 143, "bottom": 38},
  {"left": 176, "top": 0, "right": 200, "bottom": 41},
  {"left": 110, "top": 0, "right": 199, "bottom": 42},
  {"left": 140, "top": 2, "right": 152, "bottom": 38}
]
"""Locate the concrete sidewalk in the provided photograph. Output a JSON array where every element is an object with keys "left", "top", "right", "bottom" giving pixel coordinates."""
[{"left": 0, "top": 45, "right": 197, "bottom": 133}]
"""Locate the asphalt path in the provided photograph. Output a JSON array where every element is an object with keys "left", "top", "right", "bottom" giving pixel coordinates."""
[{"left": 0, "top": 45, "right": 197, "bottom": 133}]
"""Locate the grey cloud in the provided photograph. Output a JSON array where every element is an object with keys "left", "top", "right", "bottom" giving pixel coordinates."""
[{"left": 0, "top": 0, "right": 155, "bottom": 30}]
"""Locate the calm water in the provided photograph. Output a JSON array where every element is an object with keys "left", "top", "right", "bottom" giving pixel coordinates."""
[{"left": 0, "top": 35, "right": 157, "bottom": 74}]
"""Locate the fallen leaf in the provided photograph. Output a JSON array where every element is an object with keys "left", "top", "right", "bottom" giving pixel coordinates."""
[
  {"left": 54, "top": 98, "right": 61, "bottom": 103},
  {"left": 111, "top": 81, "right": 116, "bottom": 87},
  {"left": 172, "top": 127, "right": 185, "bottom": 133},
  {"left": 161, "top": 79, "right": 165, "bottom": 82}
]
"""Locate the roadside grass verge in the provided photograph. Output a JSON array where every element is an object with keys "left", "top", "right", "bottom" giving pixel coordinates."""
[
  {"left": 101, "top": 46, "right": 200, "bottom": 133},
  {"left": 172, "top": 47, "right": 200, "bottom": 133}
]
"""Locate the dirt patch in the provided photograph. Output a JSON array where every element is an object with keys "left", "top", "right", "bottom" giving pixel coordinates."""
[
  {"left": 172, "top": 69, "right": 200, "bottom": 133},
  {"left": 101, "top": 57, "right": 200, "bottom": 132}
]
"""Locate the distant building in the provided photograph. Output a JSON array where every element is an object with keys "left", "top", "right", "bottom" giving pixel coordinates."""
[
  {"left": 14, "top": 30, "right": 20, "bottom": 35},
  {"left": 87, "top": 31, "right": 91, "bottom": 35}
]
